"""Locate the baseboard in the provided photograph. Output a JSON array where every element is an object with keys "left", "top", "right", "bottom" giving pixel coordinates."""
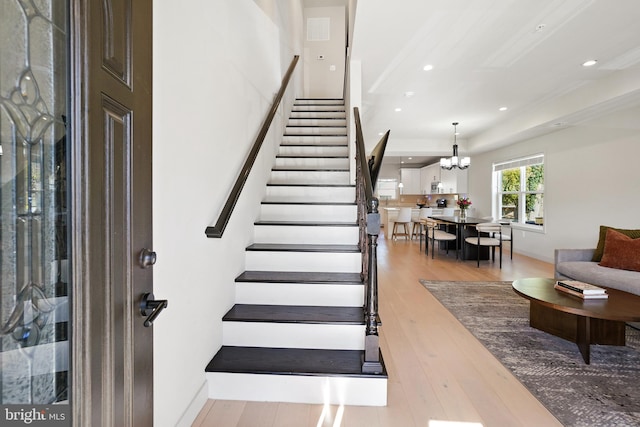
[{"left": 175, "top": 380, "right": 209, "bottom": 427}]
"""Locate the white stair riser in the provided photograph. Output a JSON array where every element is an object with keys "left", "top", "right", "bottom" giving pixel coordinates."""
[
  {"left": 288, "top": 119, "right": 346, "bottom": 126},
  {"left": 223, "top": 322, "right": 364, "bottom": 350},
  {"left": 295, "top": 99, "right": 344, "bottom": 105},
  {"left": 206, "top": 373, "right": 387, "bottom": 406},
  {"left": 285, "top": 126, "right": 346, "bottom": 135},
  {"left": 259, "top": 204, "right": 357, "bottom": 222},
  {"left": 282, "top": 135, "right": 347, "bottom": 144},
  {"left": 269, "top": 170, "right": 350, "bottom": 185},
  {"left": 275, "top": 157, "right": 349, "bottom": 169},
  {"left": 245, "top": 251, "right": 360, "bottom": 273},
  {"left": 292, "top": 105, "right": 345, "bottom": 112},
  {"left": 278, "top": 145, "right": 348, "bottom": 157},
  {"left": 235, "top": 282, "right": 364, "bottom": 306},
  {"left": 265, "top": 186, "right": 355, "bottom": 203},
  {"left": 290, "top": 111, "right": 345, "bottom": 119},
  {"left": 254, "top": 225, "right": 358, "bottom": 244}
]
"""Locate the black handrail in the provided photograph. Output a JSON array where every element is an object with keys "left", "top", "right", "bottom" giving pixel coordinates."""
[
  {"left": 205, "top": 55, "right": 299, "bottom": 238},
  {"left": 353, "top": 107, "right": 389, "bottom": 374}
]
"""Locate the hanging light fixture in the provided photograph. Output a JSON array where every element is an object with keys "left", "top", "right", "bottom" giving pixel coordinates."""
[{"left": 440, "top": 122, "right": 470, "bottom": 170}]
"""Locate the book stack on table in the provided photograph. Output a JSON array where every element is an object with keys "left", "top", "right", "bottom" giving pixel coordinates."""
[{"left": 554, "top": 280, "right": 608, "bottom": 299}]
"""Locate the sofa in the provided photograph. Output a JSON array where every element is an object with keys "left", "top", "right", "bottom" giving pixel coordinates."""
[{"left": 554, "top": 248, "right": 640, "bottom": 297}]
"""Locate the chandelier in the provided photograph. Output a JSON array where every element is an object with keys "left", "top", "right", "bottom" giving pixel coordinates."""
[{"left": 440, "top": 122, "right": 470, "bottom": 170}]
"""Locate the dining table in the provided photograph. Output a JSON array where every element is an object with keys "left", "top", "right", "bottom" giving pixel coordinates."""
[{"left": 422, "top": 215, "right": 491, "bottom": 260}]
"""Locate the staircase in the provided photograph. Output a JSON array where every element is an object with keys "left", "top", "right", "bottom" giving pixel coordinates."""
[{"left": 205, "top": 99, "right": 387, "bottom": 406}]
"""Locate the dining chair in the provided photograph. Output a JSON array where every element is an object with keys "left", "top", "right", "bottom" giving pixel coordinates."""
[
  {"left": 425, "top": 218, "right": 458, "bottom": 259},
  {"left": 391, "top": 207, "right": 412, "bottom": 240},
  {"left": 464, "top": 222, "right": 503, "bottom": 268},
  {"left": 412, "top": 207, "right": 432, "bottom": 239},
  {"left": 497, "top": 222, "right": 513, "bottom": 259},
  {"left": 442, "top": 207, "right": 455, "bottom": 216},
  {"left": 480, "top": 217, "right": 513, "bottom": 259}
]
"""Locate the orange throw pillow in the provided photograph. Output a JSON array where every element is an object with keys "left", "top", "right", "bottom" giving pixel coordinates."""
[
  {"left": 598, "top": 228, "right": 640, "bottom": 272},
  {"left": 592, "top": 225, "right": 640, "bottom": 261}
]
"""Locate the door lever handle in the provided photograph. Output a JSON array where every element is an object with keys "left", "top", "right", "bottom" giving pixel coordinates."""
[{"left": 140, "top": 293, "right": 168, "bottom": 327}]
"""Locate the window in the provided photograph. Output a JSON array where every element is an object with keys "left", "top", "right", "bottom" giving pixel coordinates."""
[{"left": 493, "top": 154, "right": 544, "bottom": 227}]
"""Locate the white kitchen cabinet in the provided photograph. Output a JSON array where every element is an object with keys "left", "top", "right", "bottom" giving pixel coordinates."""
[
  {"left": 400, "top": 168, "right": 421, "bottom": 194},
  {"left": 420, "top": 165, "right": 431, "bottom": 194},
  {"left": 440, "top": 168, "right": 456, "bottom": 194},
  {"left": 421, "top": 163, "right": 441, "bottom": 193}
]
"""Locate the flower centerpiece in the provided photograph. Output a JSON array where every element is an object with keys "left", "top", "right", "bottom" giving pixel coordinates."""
[{"left": 457, "top": 197, "right": 472, "bottom": 219}]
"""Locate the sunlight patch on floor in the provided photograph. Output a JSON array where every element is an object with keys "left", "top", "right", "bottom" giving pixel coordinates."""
[{"left": 429, "top": 421, "right": 483, "bottom": 427}]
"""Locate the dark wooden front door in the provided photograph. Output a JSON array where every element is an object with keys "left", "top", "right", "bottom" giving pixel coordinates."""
[{"left": 70, "top": 0, "right": 154, "bottom": 425}]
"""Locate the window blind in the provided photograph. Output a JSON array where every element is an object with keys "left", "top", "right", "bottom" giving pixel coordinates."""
[{"left": 493, "top": 154, "right": 544, "bottom": 172}]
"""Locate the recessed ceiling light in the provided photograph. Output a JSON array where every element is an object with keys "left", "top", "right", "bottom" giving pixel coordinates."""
[
  {"left": 404, "top": 91, "right": 415, "bottom": 97},
  {"left": 395, "top": 107, "right": 402, "bottom": 112},
  {"left": 499, "top": 106, "right": 508, "bottom": 111},
  {"left": 378, "top": 132, "right": 384, "bottom": 136},
  {"left": 582, "top": 59, "right": 598, "bottom": 67},
  {"left": 423, "top": 64, "right": 433, "bottom": 71},
  {"left": 408, "top": 157, "right": 413, "bottom": 160}
]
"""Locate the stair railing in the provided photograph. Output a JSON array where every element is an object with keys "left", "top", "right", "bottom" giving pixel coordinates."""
[
  {"left": 205, "top": 55, "right": 299, "bottom": 238},
  {"left": 353, "top": 107, "right": 389, "bottom": 374}
]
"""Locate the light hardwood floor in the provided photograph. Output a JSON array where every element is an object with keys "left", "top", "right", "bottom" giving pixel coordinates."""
[{"left": 192, "top": 230, "right": 562, "bottom": 427}]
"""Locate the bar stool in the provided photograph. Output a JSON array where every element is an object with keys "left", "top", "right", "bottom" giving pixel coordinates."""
[{"left": 391, "top": 207, "right": 412, "bottom": 240}]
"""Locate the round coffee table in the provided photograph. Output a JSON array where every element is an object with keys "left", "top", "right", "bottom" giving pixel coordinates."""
[{"left": 512, "top": 277, "right": 640, "bottom": 364}]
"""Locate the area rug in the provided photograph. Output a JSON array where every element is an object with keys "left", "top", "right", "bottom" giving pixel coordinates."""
[{"left": 420, "top": 280, "right": 640, "bottom": 427}]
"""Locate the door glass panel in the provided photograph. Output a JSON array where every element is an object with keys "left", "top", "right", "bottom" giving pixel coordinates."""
[{"left": 0, "top": 0, "right": 70, "bottom": 417}]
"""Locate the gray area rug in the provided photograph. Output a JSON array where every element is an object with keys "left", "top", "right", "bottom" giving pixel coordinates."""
[{"left": 420, "top": 280, "right": 640, "bottom": 427}]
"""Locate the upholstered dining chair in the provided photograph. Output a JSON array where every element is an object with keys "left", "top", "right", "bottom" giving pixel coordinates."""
[
  {"left": 412, "top": 207, "right": 433, "bottom": 239},
  {"left": 425, "top": 218, "right": 458, "bottom": 259},
  {"left": 464, "top": 222, "right": 503, "bottom": 268},
  {"left": 480, "top": 217, "right": 513, "bottom": 259},
  {"left": 497, "top": 222, "right": 513, "bottom": 259},
  {"left": 442, "top": 207, "right": 455, "bottom": 216},
  {"left": 391, "top": 207, "right": 412, "bottom": 240}
]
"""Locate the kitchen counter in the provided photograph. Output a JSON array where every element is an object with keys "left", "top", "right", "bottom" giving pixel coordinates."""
[{"left": 381, "top": 207, "right": 452, "bottom": 231}]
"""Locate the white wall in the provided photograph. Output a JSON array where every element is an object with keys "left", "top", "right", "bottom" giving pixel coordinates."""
[
  {"left": 468, "top": 105, "right": 640, "bottom": 262},
  {"left": 153, "top": 1, "right": 303, "bottom": 425},
  {"left": 303, "top": 6, "right": 346, "bottom": 98}
]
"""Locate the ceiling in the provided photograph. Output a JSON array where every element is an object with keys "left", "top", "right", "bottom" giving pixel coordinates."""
[{"left": 349, "top": 0, "right": 640, "bottom": 167}]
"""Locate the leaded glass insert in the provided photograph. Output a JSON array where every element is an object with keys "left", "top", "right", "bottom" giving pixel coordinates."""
[{"left": 0, "top": 0, "right": 69, "bottom": 405}]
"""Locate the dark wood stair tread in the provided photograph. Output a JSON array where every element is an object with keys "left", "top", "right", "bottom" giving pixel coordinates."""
[
  {"left": 261, "top": 201, "right": 356, "bottom": 206},
  {"left": 286, "top": 125, "right": 346, "bottom": 128},
  {"left": 223, "top": 304, "right": 364, "bottom": 324},
  {"left": 266, "top": 183, "right": 355, "bottom": 187},
  {"left": 271, "top": 167, "right": 349, "bottom": 172},
  {"left": 236, "top": 271, "right": 362, "bottom": 284},
  {"left": 206, "top": 346, "right": 386, "bottom": 378},
  {"left": 246, "top": 243, "right": 360, "bottom": 252},
  {"left": 283, "top": 134, "right": 347, "bottom": 137},
  {"left": 254, "top": 220, "right": 357, "bottom": 226},
  {"left": 279, "top": 142, "right": 348, "bottom": 146},
  {"left": 275, "top": 154, "right": 349, "bottom": 158}
]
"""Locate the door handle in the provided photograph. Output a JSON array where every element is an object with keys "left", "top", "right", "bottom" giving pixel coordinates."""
[
  {"left": 140, "top": 293, "right": 168, "bottom": 327},
  {"left": 139, "top": 248, "right": 157, "bottom": 268}
]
